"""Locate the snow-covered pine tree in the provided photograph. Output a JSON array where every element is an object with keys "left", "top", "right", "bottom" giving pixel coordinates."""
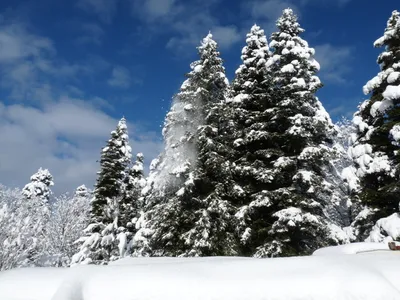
[
  {"left": 72, "top": 118, "right": 133, "bottom": 265},
  {"left": 22, "top": 168, "right": 54, "bottom": 204},
  {"left": 92, "top": 117, "right": 132, "bottom": 224},
  {"left": 137, "top": 33, "right": 237, "bottom": 257},
  {"left": 183, "top": 34, "right": 237, "bottom": 256},
  {"left": 350, "top": 10, "right": 400, "bottom": 240},
  {"left": 131, "top": 157, "right": 160, "bottom": 257},
  {"left": 75, "top": 184, "right": 92, "bottom": 199},
  {"left": 233, "top": 8, "right": 346, "bottom": 257},
  {"left": 228, "top": 24, "right": 276, "bottom": 255},
  {"left": 121, "top": 153, "right": 146, "bottom": 231},
  {"left": 231, "top": 24, "right": 272, "bottom": 108}
]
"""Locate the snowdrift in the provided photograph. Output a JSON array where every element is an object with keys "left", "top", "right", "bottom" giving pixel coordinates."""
[
  {"left": 0, "top": 243, "right": 400, "bottom": 300},
  {"left": 312, "top": 242, "right": 390, "bottom": 255}
]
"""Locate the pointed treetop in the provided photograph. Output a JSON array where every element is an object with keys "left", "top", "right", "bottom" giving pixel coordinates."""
[
  {"left": 374, "top": 10, "right": 400, "bottom": 48},
  {"left": 75, "top": 185, "right": 90, "bottom": 198},
  {"left": 136, "top": 152, "right": 144, "bottom": 162},
  {"left": 276, "top": 8, "right": 304, "bottom": 36},
  {"left": 199, "top": 32, "right": 218, "bottom": 53},
  {"left": 245, "top": 24, "right": 269, "bottom": 50},
  {"left": 30, "top": 168, "right": 54, "bottom": 186},
  {"left": 387, "top": 10, "right": 400, "bottom": 29},
  {"left": 22, "top": 167, "right": 54, "bottom": 202},
  {"left": 118, "top": 117, "right": 128, "bottom": 130}
]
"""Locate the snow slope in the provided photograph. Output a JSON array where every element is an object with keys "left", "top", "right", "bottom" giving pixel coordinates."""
[{"left": 1, "top": 246, "right": 400, "bottom": 300}]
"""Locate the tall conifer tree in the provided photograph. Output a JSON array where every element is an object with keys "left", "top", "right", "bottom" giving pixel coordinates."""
[{"left": 350, "top": 11, "right": 400, "bottom": 239}]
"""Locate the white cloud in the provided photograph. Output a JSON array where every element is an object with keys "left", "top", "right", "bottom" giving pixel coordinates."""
[
  {"left": 167, "top": 14, "right": 242, "bottom": 51},
  {"left": 77, "top": 0, "right": 118, "bottom": 23},
  {"left": 0, "top": 22, "right": 95, "bottom": 102},
  {"left": 140, "top": 0, "right": 180, "bottom": 19},
  {"left": 0, "top": 98, "right": 162, "bottom": 195},
  {"left": 314, "top": 44, "right": 352, "bottom": 84},
  {"left": 133, "top": 0, "right": 240, "bottom": 52},
  {"left": 0, "top": 23, "right": 54, "bottom": 63},
  {"left": 245, "top": 0, "right": 351, "bottom": 35},
  {"left": 0, "top": 19, "right": 162, "bottom": 195},
  {"left": 108, "top": 66, "right": 132, "bottom": 89},
  {"left": 240, "top": 0, "right": 301, "bottom": 36},
  {"left": 211, "top": 25, "right": 242, "bottom": 49},
  {"left": 249, "top": 0, "right": 299, "bottom": 21},
  {"left": 76, "top": 23, "right": 105, "bottom": 45}
]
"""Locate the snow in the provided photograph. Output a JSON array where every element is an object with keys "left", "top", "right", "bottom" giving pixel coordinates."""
[
  {"left": 369, "top": 99, "right": 393, "bottom": 117},
  {"left": 2, "top": 251, "right": 400, "bottom": 300},
  {"left": 367, "top": 213, "right": 400, "bottom": 243},
  {"left": 193, "top": 65, "right": 203, "bottom": 73},
  {"left": 383, "top": 85, "right": 400, "bottom": 100},
  {"left": 387, "top": 71, "right": 400, "bottom": 84},
  {"left": 313, "top": 242, "right": 389, "bottom": 255},
  {"left": 390, "top": 125, "right": 400, "bottom": 145},
  {"left": 341, "top": 165, "right": 359, "bottom": 192},
  {"left": 280, "top": 63, "right": 295, "bottom": 73},
  {"left": 363, "top": 74, "right": 384, "bottom": 95}
]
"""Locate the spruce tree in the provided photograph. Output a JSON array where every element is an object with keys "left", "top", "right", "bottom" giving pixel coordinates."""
[
  {"left": 231, "top": 24, "right": 272, "bottom": 108},
  {"left": 350, "top": 11, "right": 400, "bottom": 239},
  {"left": 73, "top": 118, "right": 133, "bottom": 265},
  {"left": 92, "top": 117, "right": 132, "bottom": 224},
  {"left": 229, "top": 24, "right": 276, "bottom": 254},
  {"left": 121, "top": 153, "right": 146, "bottom": 230},
  {"left": 138, "top": 33, "right": 237, "bottom": 257},
  {"left": 75, "top": 184, "right": 92, "bottom": 199},
  {"left": 22, "top": 168, "right": 54, "bottom": 204},
  {"left": 233, "top": 9, "right": 344, "bottom": 257}
]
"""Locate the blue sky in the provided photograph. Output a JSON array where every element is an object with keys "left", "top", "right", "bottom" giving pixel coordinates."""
[{"left": 0, "top": 0, "right": 397, "bottom": 194}]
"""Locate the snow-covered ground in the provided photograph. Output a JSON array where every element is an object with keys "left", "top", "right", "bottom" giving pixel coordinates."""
[
  {"left": 312, "top": 242, "right": 390, "bottom": 255},
  {"left": 0, "top": 243, "right": 400, "bottom": 300}
]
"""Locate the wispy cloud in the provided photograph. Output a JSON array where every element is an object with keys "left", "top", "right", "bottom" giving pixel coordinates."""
[
  {"left": 300, "top": 0, "right": 352, "bottom": 7},
  {"left": 314, "top": 44, "right": 353, "bottom": 84},
  {"left": 76, "top": 0, "right": 119, "bottom": 24},
  {"left": 0, "top": 99, "right": 162, "bottom": 194},
  {"left": 75, "top": 22, "right": 105, "bottom": 46},
  {"left": 325, "top": 96, "right": 362, "bottom": 121},
  {"left": 108, "top": 66, "right": 133, "bottom": 89},
  {"left": 0, "top": 18, "right": 161, "bottom": 194},
  {"left": 0, "top": 23, "right": 54, "bottom": 63},
  {"left": 133, "top": 0, "right": 241, "bottom": 52},
  {"left": 133, "top": 0, "right": 181, "bottom": 20}
]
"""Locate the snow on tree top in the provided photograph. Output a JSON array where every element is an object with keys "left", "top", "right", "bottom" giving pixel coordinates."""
[
  {"left": 374, "top": 10, "right": 400, "bottom": 48},
  {"left": 75, "top": 185, "right": 90, "bottom": 197},
  {"left": 276, "top": 8, "right": 304, "bottom": 35},
  {"left": 30, "top": 168, "right": 54, "bottom": 186},
  {"left": 22, "top": 167, "right": 54, "bottom": 201},
  {"left": 118, "top": 117, "right": 128, "bottom": 130},
  {"left": 199, "top": 32, "right": 217, "bottom": 52},
  {"left": 245, "top": 24, "right": 269, "bottom": 49}
]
